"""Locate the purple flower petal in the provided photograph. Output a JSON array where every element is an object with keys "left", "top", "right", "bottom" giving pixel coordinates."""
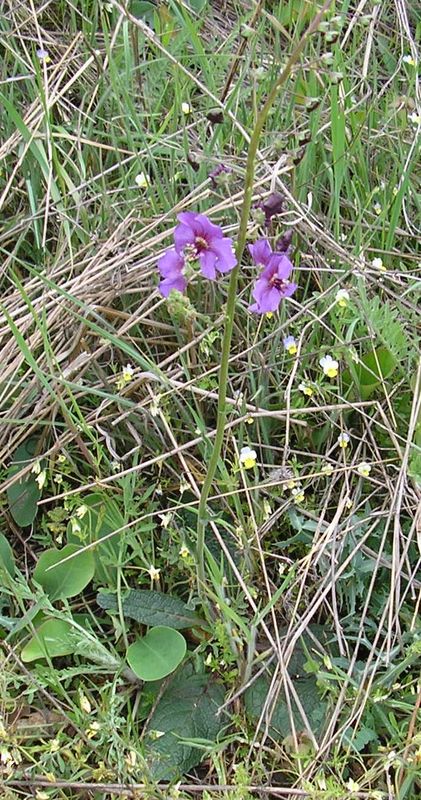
[
  {"left": 212, "top": 237, "right": 237, "bottom": 273},
  {"left": 199, "top": 249, "right": 217, "bottom": 280},
  {"left": 254, "top": 284, "right": 281, "bottom": 314},
  {"left": 177, "top": 211, "right": 197, "bottom": 226},
  {"left": 248, "top": 238, "right": 272, "bottom": 266},
  {"left": 274, "top": 254, "right": 294, "bottom": 280},
  {"left": 282, "top": 282, "right": 297, "bottom": 298},
  {"left": 159, "top": 275, "right": 187, "bottom": 297},
  {"left": 195, "top": 213, "right": 224, "bottom": 240},
  {"left": 174, "top": 222, "right": 195, "bottom": 252},
  {"left": 158, "top": 249, "right": 185, "bottom": 278}
]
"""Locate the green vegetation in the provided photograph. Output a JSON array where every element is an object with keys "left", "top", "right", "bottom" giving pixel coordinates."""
[{"left": 0, "top": 1, "right": 419, "bottom": 799}]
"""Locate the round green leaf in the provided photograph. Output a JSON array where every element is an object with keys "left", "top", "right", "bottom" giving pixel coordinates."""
[
  {"left": 126, "top": 626, "right": 186, "bottom": 682},
  {"left": 21, "top": 619, "right": 75, "bottom": 662},
  {"left": 33, "top": 544, "right": 95, "bottom": 600}
]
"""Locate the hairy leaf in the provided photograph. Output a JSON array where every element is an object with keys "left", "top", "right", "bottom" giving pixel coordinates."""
[{"left": 97, "top": 589, "right": 205, "bottom": 630}]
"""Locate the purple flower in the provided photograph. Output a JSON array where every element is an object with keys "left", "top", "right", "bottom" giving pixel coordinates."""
[
  {"left": 157, "top": 249, "right": 187, "bottom": 297},
  {"left": 254, "top": 192, "right": 285, "bottom": 227},
  {"left": 248, "top": 238, "right": 297, "bottom": 314},
  {"left": 209, "top": 163, "right": 233, "bottom": 187},
  {"left": 174, "top": 211, "right": 237, "bottom": 280},
  {"left": 36, "top": 47, "right": 50, "bottom": 61},
  {"left": 275, "top": 228, "right": 293, "bottom": 254}
]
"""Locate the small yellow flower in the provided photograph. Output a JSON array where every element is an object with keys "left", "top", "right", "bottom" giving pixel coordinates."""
[
  {"left": 135, "top": 172, "right": 150, "bottom": 189},
  {"left": 122, "top": 363, "right": 134, "bottom": 382},
  {"left": 403, "top": 55, "right": 416, "bottom": 66},
  {"left": 181, "top": 102, "right": 191, "bottom": 115},
  {"left": 291, "top": 487, "right": 305, "bottom": 503},
  {"left": 283, "top": 335, "right": 297, "bottom": 355},
  {"left": 57, "top": 454, "right": 67, "bottom": 464},
  {"left": 321, "top": 463, "right": 334, "bottom": 476},
  {"left": 239, "top": 446, "right": 257, "bottom": 469},
  {"left": 392, "top": 185, "right": 399, "bottom": 196},
  {"left": 346, "top": 778, "right": 360, "bottom": 792},
  {"left": 298, "top": 381, "right": 314, "bottom": 397},
  {"left": 286, "top": 479, "right": 296, "bottom": 489},
  {"left": 320, "top": 355, "right": 339, "bottom": 378},
  {"left": 179, "top": 544, "right": 190, "bottom": 558},
  {"left": 265, "top": 311, "right": 274, "bottom": 320},
  {"left": 357, "top": 462, "right": 371, "bottom": 477},
  {"left": 85, "top": 721, "right": 100, "bottom": 739},
  {"left": 335, "top": 288, "right": 350, "bottom": 308},
  {"left": 246, "top": 415, "right": 254, "bottom": 424},
  {"left": 36, "top": 793, "right": 50, "bottom": 800},
  {"left": 148, "top": 565, "right": 160, "bottom": 582},
  {"left": 337, "top": 432, "right": 350, "bottom": 449},
  {"left": 345, "top": 498, "right": 353, "bottom": 509},
  {"left": 373, "top": 202, "right": 382, "bottom": 216}
]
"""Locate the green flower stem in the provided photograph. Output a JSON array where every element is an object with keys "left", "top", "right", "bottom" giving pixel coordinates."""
[{"left": 196, "top": 1, "right": 332, "bottom": 592}]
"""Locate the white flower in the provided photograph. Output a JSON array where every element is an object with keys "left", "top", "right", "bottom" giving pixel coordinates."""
[
  {"left": 402, "top": 55, "right": 416, "bottom": 66},
  {"left": 239, "top": 446, "right": 257, "bottom": 469},
  {"left": 179, "top": 475, "right": 190, "bottom": 495},
  {"left": 181, "top": 102, "right": 191, "bottom": 115},
  {"left": 148, "top": 565, "right": 161, "bottom": 582},
  {"left": 408, "top": 111, "right": 421, "bottom": 125},
  {"left": 335, "top": 288, "right": 349, "bottom": 308},
  {"left": 283, "top": 335, "right": 297, "bottom": 355},
  {"left": 79, "top": 693, "right": 91, "bottom": 714},
  {"left": 337, "top": 432, "right": 350, "bottom": 449},
  {"left": 320, "top": 354, "right": 339, "bottom": 378},
  {"left": 291, "top": 487, "right": 305, "bottom": 503},
  {"left": 36, "top": 48, "right": 50, "bottom": 62},
  {"left": 159, "top": 512, "right": 172, "bottom": 529},
  {"left": 179, "top": 544, "right": 190, "bottom": 558},
  {"left": 75, "top": 504, "right": 88, "bottom": 519},
  {"left": 357, "top": 462, "right": 371, "bottom": 477},
  {"left": 373, "top": 202, "right": 382, "bottom": 215},
  {"left": 135, "top": 172, "right": 150, "bottom": 188},
  {"left": 35, "top": 470, "right": 47, "bottom": 490},
  {"left": 372, "top": 256, "right": 385, "bottom": 271},
  {"left": 321, "top": 463, "right": 334, "bottom": 476},
  {"left": 298, "top": 381, "right": 314, "bottom": 397}
]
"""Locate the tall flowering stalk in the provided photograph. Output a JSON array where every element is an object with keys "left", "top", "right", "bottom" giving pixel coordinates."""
[{"left": 196, "top": 1, "right": 332, "bottom": 592}]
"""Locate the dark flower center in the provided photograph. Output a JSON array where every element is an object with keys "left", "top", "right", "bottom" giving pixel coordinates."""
[
  {"left": 195, "top": 236, "right": 208, "bottom": 250},
  {"left": 270, "top": 276, "right": 289, "bottom": 291}
]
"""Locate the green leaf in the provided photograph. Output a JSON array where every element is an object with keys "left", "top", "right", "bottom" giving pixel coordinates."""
[
  {"left": 245, "top": 673, "right": 327, "bottom": 740},
  {"left": 21, "top": 619, "right": 75, "bottom": 662},
  {"left": 67, "top": 492, "right": 122, "bottom": 585},
  {"left": 127, "top": 627, "right": 186, "bottom": 681},
  {"left": 0, "top": 533, "right": 16, "bottom": 576},
  {"left": 245, "top": 626, "right": 336, "bottom": 739},
  {"left": 144, "top": 664, "right": 225, "bottom": 780},
  {"left": 33, "top": 544, "right": 95, "bottom": 600},
  {"left": 7, "top": 439, "right": 41, "bottom": 527},
  {"left": 97, "top": 590, "right": 206, "bottom": 630},
  {"left": 343, "top": 347, "right": 396, "bottom": 399}
]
